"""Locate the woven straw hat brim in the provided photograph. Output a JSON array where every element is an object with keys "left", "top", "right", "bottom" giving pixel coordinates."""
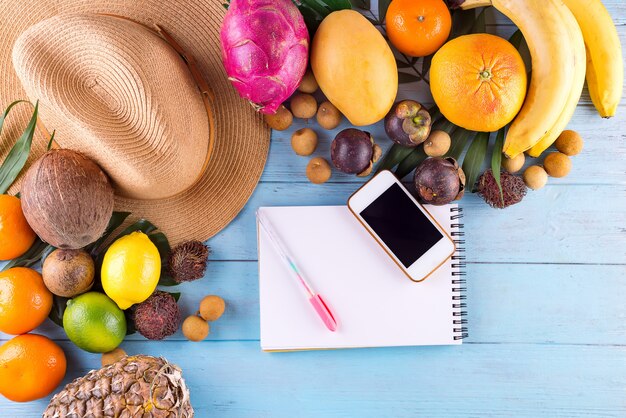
[{"left": 0, "top": 0, "right": 270, "bottom": 245}]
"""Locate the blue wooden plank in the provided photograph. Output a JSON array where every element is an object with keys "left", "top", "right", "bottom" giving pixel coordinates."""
[
  {"left": 207, "top": 183, "right": 626, "bottom": 264},
  {"left": 3, "top": 263, "right": 624, "bottom": 345},
  {"left": 1, "top": 2, "right": 625, "bottom": 416},
  {"left": 2, "top": 341, "right": 625, "bottom": 417}
]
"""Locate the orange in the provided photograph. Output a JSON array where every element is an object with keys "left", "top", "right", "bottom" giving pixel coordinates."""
[
  {"left": 430, "top": 34, "right": 527, "bottom": 132},
  {"left": 0, "top": 194, "right": 36, "bottom": 260},
  {"left": 385, "top": 0, "right": 452, "bottom": 57},
  {"left": 0, "top": 267, "right": 53, "bottom": 335},
  {"left": 0, "top": 334, "right": 66, "bottom": 402}
]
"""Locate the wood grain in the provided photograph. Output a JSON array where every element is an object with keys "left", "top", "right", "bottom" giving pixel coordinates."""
[
  {"left": 202, "top": 183, "right": 626, "bottom": 264},
  {"left": 2, "top": 341, "right": 624, "bottom": 418},
  {"left": 9, "top": 263, "right": 624, "bottom": 345},
  {"left": 1, "top": 1, "right": 625, "bottom": 416}
]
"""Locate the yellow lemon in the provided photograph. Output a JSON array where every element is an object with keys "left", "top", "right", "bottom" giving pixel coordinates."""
[{"left": 101, "top": 231, "right": 161, "bottom": 309}]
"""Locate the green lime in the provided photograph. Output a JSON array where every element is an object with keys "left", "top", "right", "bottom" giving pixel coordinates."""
[{"left": 63, "top": 292, "right": 126, "bottom": 353}]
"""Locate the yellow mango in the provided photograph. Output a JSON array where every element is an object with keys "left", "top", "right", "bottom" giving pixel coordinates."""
[{"left": 311, "top": 10, "right": 398, "bottom": 126}]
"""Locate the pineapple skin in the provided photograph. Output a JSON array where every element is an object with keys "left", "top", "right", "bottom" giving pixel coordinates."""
[{"left": 43, "top": 355, "right": 194, "bottom": 418}]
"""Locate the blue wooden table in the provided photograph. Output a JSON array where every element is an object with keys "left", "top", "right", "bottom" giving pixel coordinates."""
[{"left": 2, "top": 3, "right": 626, "bottom": 417}]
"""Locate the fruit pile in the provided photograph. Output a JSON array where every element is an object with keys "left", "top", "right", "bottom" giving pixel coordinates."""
[
  {"left": 221, "top": 0, "right": 622, "bottom": 208},
  {"left": 0, "top": 111, "right": 219, "bottom": 405}
]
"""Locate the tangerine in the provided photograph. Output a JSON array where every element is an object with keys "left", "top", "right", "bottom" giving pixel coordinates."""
[
  {"left": 430, "top": 34, "right": 527, "bottom": 132},
  {"left": 0, "top": 333, "right": 66, "bottom": 402},
  {"left": 0, "top": 194, "right": 36, "bottom": 260},
  {"left": 386, "top": 0, "right": 452, "bottom": 57},
  {"left": 0, "top": 267, "right": 53, "bottom": 335}
]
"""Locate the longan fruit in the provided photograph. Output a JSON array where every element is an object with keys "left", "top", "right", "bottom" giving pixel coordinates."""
[
  {"left": 555, "top": 130, "right": 583, "bottom": 156},
  {"left": 298, "top": 69, "right": 318, "bottom": 94},
  {"left": 306, "top": 157, "right": 332, "bottom": 184},
  {"left": 263, "top": 105, "right": 293, "bottom": 131},
  {"left": 523, "top": 165, "right": 548, "bottom": 190},
  {"left": 101, "top": 347, "right": 127, "bottom": 367},
  {"left": 543, "top": 152, "right": 572, "bottom": 178},
  {"left": 423, "top": 130, "right": 451, "bottom": 157},
  {"left": 291, "top": 128, "right": 318, "bottom": 156},
  {"left": 502, "top": 152, "right": 525, "bottom": 173},
  {"left": 182, "top": 315, "right": 209, "bottom": 342},
  {"left": 316, "top": 101, "right": 342, "bottom": 130},
  {"left": 199, "top": 295, "right": 226, "bottom": 322},
  {"left": 290, "top": 93, "right": 317, "bottom": 119}
]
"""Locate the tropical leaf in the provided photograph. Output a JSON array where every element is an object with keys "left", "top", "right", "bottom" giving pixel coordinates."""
[
  {"left": 398, "top": 72, "right": 421, "bottom": 84},
  {"left": 222, "top": 1, "right": 353, "bottom": 34},
  {"left": 428, "top": 104, "right": 441, "bottom": 122},
  {"left": 509, "top": 29, "right": 532, "bottom": 72},
  {"left": 1, "top": 238, "right": 50, "bottom": 271},
  {"left": 124, "top": 309, "right": 136, "bottom": 335},
  {"left": 364, "top": 15, "right": 380, "bottom": 25},
  {"left": 297, "top": 0, "right": 352, "bottom": 34},
  {"left": 0, "top": 101, "right": 38, "bottom": 194},
  {"left": 46, "top": 130, "right": 56, "bottom": 151},
  {"left": 396, "top": 60, "right": 414, "bottom": 69},
  {"left": 48, "top": 295, "right": 69, "bottom": 328},
  {"left": 375, "top": 144, "right": 414, "bottom": 174},
  {"left": 349, "top": 0, "right": 370, "bottom": 9},
  {"left": 378, "top": 0, "right": 391, "bottom": 23},
  {"left": 491, "top": 128, "right": 505, "bottom": 204},
  {"left": 421, "top": 55, "right": 434, "bottom": 78},
  {"left": 450, "top": 8, "right": 476, "bottom": 39},
  {"left": 445, "top": 128, "right": 472, "bottom": 161},
  {"left": 462, "top": 131, "right": 490, "bottom": 192},
  {"left": 86, "top": 211, "right": 132, "bottom": 256},
  {"left": 471, "top": 7, "right": 486, "bottom": 33},
  {"left": 112, "top": 219, "right": 159, "bottom": 241},
  {"left": 509, "top": 29, "right": 524, "bottom": 49},
  {"left": 395, "top": 146, "right": 428, "bottom": 180},
  {"left": 167, "top": 292, "right": 182, "bottom": 302},
  {"left": 40, "top": 245, "right": 57, "bottom": 264},
  {"left": 147, "top": 232, "right": 178, "bottom": 287},
  {"left": 432, "top": 118, "right": 455, "bottom": 134}
]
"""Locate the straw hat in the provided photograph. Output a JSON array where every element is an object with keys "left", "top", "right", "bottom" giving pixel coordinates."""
[{"left": 0, "top": 0, "right": 270, "bottom": 245}]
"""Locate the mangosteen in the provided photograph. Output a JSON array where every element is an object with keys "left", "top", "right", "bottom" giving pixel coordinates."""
[
  {"left": 413, "top": 157, "right": 465, "bottom": 205},
  {"left": 384, "top": 100, "right": 432, "bottom": 147},
  {"left": 331, "top": 128, "right": 381, "bottom": 176}
]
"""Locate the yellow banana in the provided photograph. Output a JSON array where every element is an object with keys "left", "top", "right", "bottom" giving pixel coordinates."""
[
  {"left": 457, "top": 0, "right": 578, "bottom": 158},
  {"left": 527, "top": 3, "right": 586, "bottom": 157},
  {"left": 563, "top": 0, "right": 623, "bottom": 118}
]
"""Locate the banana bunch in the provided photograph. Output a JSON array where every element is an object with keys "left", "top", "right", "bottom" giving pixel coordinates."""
[{"left": 455, "top": 0, "right": 623, "bottom": 158}]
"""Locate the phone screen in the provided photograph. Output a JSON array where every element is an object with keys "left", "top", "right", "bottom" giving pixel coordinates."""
[{"left": 359, "top": 183, "right": 443, "bottom": 268}]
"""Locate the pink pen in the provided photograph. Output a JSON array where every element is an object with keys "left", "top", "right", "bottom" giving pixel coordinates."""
[{"left": 257, "top": 210, "right": 337, "bottom": 332}]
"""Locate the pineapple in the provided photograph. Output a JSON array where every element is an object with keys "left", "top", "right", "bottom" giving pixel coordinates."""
[{"left": 43, "top": 355, "right": 193, "bottom": 417}]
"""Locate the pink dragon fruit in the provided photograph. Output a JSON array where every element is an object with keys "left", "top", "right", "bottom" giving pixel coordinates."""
[{"left": 220, "top": 0, "right": 309, "bottom": 114}]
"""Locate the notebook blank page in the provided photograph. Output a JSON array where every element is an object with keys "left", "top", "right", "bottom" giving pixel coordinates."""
[{"left": 258, "top": 205, "right": 460, "bottom": 351}]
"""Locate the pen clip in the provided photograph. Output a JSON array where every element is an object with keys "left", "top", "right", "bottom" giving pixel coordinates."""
[{"left": 309, "top": 294, "right": 337, "bottom": 332}]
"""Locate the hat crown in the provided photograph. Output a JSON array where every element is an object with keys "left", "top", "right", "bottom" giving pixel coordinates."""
[{"left": 12, "top": 13, "right": 210, "bottom": 200}]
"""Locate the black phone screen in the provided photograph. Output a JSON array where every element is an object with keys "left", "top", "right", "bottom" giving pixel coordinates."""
[{"left": 359, "top": 183, "right": 443, "bottom": 268}]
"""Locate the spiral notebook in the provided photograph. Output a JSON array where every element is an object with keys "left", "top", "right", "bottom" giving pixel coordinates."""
[{"left": 258, "top": 205, "right": 467, "bottom": 351}]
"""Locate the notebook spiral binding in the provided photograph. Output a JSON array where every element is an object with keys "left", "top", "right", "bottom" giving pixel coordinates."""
[{"left": 450, "top": 207, "right": 468, "bottom": 340}]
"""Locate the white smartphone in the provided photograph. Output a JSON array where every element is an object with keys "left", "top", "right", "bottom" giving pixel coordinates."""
[{"left": 347, "top": 170, "right": 455, "bottom": 283}]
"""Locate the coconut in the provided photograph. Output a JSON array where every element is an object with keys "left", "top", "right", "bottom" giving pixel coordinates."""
[{"left": 20, "top": 149, "right": 114, "bottom": 249}]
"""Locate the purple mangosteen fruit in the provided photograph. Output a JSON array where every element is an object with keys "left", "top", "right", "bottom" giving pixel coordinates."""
[
  {"left": 331, "top": 128, "right": 381, "bottom": 176},
  {"left": 384, "top": 100, "right": 432, "bottom": 147},
  {"left": 413, "top": 157, "right": 466, "bottom": 205}
]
